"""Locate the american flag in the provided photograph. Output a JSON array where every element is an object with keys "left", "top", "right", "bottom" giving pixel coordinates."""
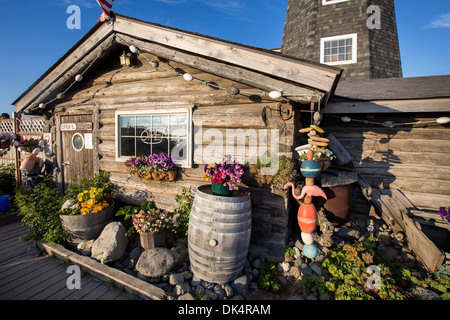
[{"left": 97, "top": 0, "right": 114, "bottom": 22}]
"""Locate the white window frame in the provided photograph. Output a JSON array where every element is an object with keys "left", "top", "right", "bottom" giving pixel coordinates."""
[
  {"left": 115, "top": 106, "right": 194, "bottom": 168},
  {"left": 322, "top": 0, "right": 350, "bottom": 5},
  {"left": 320, "top": 33, "right": 357, "bottom": 66}
]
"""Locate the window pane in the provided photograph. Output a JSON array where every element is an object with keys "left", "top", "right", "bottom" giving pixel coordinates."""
[
  {"left": 324, "top": 41, "right": 330, "bottom": 49},
  {"left": 331, "top": 47, "right": 338, "bottom": 55},
  {"left": 121, "top": 137, "right": 135, "bottom": 156},
  {"left": 324, "top": 48, "right": 330, "bottom": 56},
  {"left": 136, "top": 116, "right": 151, "bottom": 137},
  {"left": 346, "top": 38, "right": 353, "bottom": 46},
  {"left": 120, "top": 116, "right": 135, "bottom": 136},
  {"left": 170, "top": 137, "right": 187, "bottom": 162},
  {"left": 152, "top": 115, "right": 168, "bottom": 137},
  {"left": 331, "top": 40, "right": 338, "bottom": 48},
  {"left": 338, "top": 39, "right": 345, "bottom": 47},
  {"left": 169, "top": 114, "right": 187, "bottom": 137},
  {"left": 151, "top": 137, "right": 169, "bottom": 155},
  {"left": 338, "top": 46, "right": 346, "bottom": 54},
  {"left": 136, "top": 138, "right": 151, "bottom": 156}
]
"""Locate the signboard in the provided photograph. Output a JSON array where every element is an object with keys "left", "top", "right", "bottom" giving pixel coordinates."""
[
  {"left": 84, "top": 133, "right": 93, "bottom": 149},
  {"left": 61, "top": 123, "right": 77, "bottom": 131},
  {"left": 60, "top": 122, "right": 92, "bottom": 131}
]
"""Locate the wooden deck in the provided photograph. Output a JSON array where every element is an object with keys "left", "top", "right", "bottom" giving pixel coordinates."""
[{"left": 0, "top": 219, "right": 133, "bottom": 300}]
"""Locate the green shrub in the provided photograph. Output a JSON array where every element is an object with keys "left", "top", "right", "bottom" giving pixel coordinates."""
[
  {"left": 257, "top": 263, "right": 281, "bottom": 293},
  {"left": 15, "top": 175, "right": 67, "bottom": 243},
  {"left": 0, "top": 163, "right": 15, "bottom": 195},
  {"left": 172, "top": 187, "right": 193, "bottom": 237}
]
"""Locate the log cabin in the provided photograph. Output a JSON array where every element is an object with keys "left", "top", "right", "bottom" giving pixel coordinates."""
[{"left": 12, "top": 14, "right": 342, "bottom": 262}]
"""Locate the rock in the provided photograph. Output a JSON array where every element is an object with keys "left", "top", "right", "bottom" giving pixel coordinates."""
[
  {"left": 251, "top": 258, "right": 261, "bottom": 269},
  {"left": 294, "top": 239, "right": 303, "bottom": 251},
  {"left": 135, "top": 247, "right": 176, "bottom": 277},
  {"left": 91, "top": 222, "right": 128, "bottom": 264},
  {"left": 319, "top": 292, "right": 330, "bottom": 300},
  {"left": 280, "top": 262, "right": 290, "bottom": 272},
  {"left": 288, "top": 295, "right": 305, "bottom": 300},
  {"left": 129, "top": 246, "right": 142, "bottom": 260},
  {"left": 336, "top": 226, "right": 360, "bottom": 240},
  {"left": 306, "top": 293, "right": 318, "bottom": 300},
  {"left": 77, "top": 240, "right": 94, "bottom": 256},
  {"left": 249, "top": 282, "right": 259, "bottom": 291},
  {"left": 278, "top": 275, "right": 288, "bottom": 285},
  {"left": 175, "top": 283, "right": 190, "bottom": 295},
  {"left": 214, "top": 285, "right": 226, "bottom": 300},
  {"left": 310, "top": 262, "right": 323, "bottom": 276},
  {"left": 178, "top": 293, "right": 195, "bottom": 300},
  {"left": 231, "top": 275, "right": 249, "bottom": 296},
  {"left": 27, "top": 247, "right": 41, "bottom": 256},
  {"left": 169, "top": 273, "right": 185, "bottom": 285},
  {"left": 208, "top": 292, "right": 218, "bottom": 300},
  {"left": 181, "top": 270, "right": 193, "bottom": 280},
  {"left": 289, "top": 266, "right": 301, "bottom": 279},
  {"left": 409, "top": 286, "right": 442, "bottom": 300},
  {"left": 300, "top": 263, "right": 313, "bottom": 276},
  {"left": 223, "top": 284, "right": 234, "bottom": 298},
  {"left": 190, "top": 274, "right": 202, "bottom": 287},
  {"left": 293, "top": 246, "right": 301, "bottom": 260},
  {"left": 251, "top": 268, "right": 259, "bottom": 279}
]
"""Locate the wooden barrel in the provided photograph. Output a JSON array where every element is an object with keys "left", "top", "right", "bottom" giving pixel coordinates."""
[
  {"left": 59, "top": 201, "right": 115, "bottom": 242},
  {"left": 188, "top": 185, "right": 252, "bottom": 284}
]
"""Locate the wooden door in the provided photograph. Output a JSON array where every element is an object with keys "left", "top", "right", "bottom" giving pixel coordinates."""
[{"left": 60, "top": 114, "right": 94, "bottom": 190}]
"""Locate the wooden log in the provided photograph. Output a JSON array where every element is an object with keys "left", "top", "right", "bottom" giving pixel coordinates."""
[
  {"left": 401, "top": 210, "right": 445, "bottom": 273},
  {"left": 327, "top": 133, "right": 352, "bottom": 166}
]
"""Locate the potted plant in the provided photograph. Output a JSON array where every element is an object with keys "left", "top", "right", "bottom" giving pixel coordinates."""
[
  {"left": 149, "top": 153, "right": 177, "bottom": 181},
  {"left": 132, "top": 201, "right": 178, "bottom": 250},
  {"left": 249, "top": 154, "right": 277, "bottom": 186},
  {"left": 203, "top": 157, "right": 246, "bottom": 196},
  {"left": 124, "top": 156, "right": 150, "bottom": 179},
  {"left": 59, "top": 172, "right": 117, "bottom": 241},
  {"left": 271, "top": 155, "right": 300, "bottom": 189},
  {"left": 0, "top": 133, "right": 11, "bottom": 149},
  {"left": 297, "top": 148, "right": 335, "bottom": 171},
  {"left": 18, "top": 137, "right": 39, "bottom": 153}
]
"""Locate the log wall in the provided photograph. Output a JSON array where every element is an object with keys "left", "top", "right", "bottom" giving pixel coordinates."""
[
  {"left": 320, "top": 113, "right": 450, "bottom": 212},
  {"left": 52, "top": 50, "right": 293, "bottom": 262}
]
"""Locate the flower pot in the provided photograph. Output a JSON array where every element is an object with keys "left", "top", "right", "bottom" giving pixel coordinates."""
[
  {"left": 317, "top": 158, "right": 331, "bottom": 171},
  {"left": 59, "top": 200, "right": 115, "bottom": 243},
  {"left": 323, "top": 185, "right": 352, "bottom": 223},
  {"left": 143, "top": 172, "right": 153, "bottom": 180},
  {"left": 152, "top": 171, "right": 166, "bottom": 181},
  {"left": 211, "top": 182, "right": 232, "bottom": 196},
  {"left": 140, "top": 231, "right": 166, "bottom": 250},
  {"left": 167, "top": 168, "right": 178, "bottom": 181}
]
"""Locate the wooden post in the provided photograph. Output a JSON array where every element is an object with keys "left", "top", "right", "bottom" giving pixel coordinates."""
[{"left": 12, "top": 112, "right": 22, "bottom": 186}]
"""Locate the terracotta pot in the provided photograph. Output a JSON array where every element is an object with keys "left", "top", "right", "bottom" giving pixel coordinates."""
[
  {"left": 323, "top": 184, "right": 352, "bottom": 223},
  {"left": 140, "top": 230, "right": 166, "bottom": 250},
  {"left": 297, "top": 202, "right": 318, "bottom": 233},
  {"left": 316, "top": 158, "right": 331, "bottom": 171},
  {"left": 20, "top": 154, "right": 37, "bottom": 172}
]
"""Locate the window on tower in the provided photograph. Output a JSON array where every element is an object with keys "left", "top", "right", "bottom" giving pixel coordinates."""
[{"left": 320, "top": 33, "right": 357, "bottom": 66}]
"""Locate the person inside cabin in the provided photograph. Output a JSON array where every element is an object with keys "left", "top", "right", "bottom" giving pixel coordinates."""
[{"left": 1, "top": 113, "right": 10, "bottom": 119}]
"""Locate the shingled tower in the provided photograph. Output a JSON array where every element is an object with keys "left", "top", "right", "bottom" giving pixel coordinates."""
[{"left": 281, "top": 0, "right": 402, "bottom": 80}]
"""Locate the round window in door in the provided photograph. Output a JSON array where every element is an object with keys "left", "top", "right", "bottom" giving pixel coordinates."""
[{"left": 72, "top": 133, "right": 84, "bottom": 152}]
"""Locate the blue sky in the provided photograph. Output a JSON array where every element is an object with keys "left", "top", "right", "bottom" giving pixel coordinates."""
[{"left": 0, "top": 0, "right": 449, "bottom": 116}]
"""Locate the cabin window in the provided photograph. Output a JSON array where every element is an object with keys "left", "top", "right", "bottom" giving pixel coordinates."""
[
  {"left": 320, "top": 33, "right": 357, "bottom": 65},
  {"left": 115, "top": 107, "right": 193, "bottom": 167},
  {"left": 322, "top": 0, "right": 350, "bottom": 5}
]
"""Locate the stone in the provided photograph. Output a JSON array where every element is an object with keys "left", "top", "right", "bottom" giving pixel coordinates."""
[
  {"left": 306, "top": 293, "right": 318, "bottom": 300},
  {"left": 336, "top": 226, "right": 361, "bottom": 240},
  {"left": 280, "top": 262, "right": 291, "bottom": 272},
  {"left": 178, "top": 293, "right": 195, "bottom": 300},
  {"left": 294, "top": 239, "right": 303, "bottom": 251},
  {"left": 175, "top": 283, "right": 190, "bottom": 295},
  {"left": 289, "top": 266, "right": 301, "bottom": 279},
  {"left": 310, "top": 262, "right": 323, "bottom": 276},
  {"left": 129, "top": 246, "right": 142, "bottom": 261},
  {"left": 288, "top": 295, "right": 305, "bottom": 300},
  {"left": 223, "top": 284, "right": 234, "bottom": 298},
  {"left": 231, "top": 275, "right": 249, "bottom": 296},
  {"left": 27, "top": 247, "right": 41, "bottom": 256},
  {"left": 169, "top": 273, "right": 185, "bottom": 285},
  {"left": 190, "top": 274, "right": 202, "bottom": 287},
  {"left": 77, "top": 240, "right": 94, "bottom": 256},
  {"left": 91, "top": 222, "right": 128, "bottom": 264},
  {"left": 214, "top": 285, "right": 226, "bottom": 300},
  {"left": 251, "top": 258, "right": 261, "bottom": 269},
  {"left": 409, "top": 286, "right": 442, "bottom": 300},
  {"left": 181, "top": 270, "right": 193, "bottom": 280},
  {"left": 300, "top": 263, "right": 313, "bottom": 276},
  {"left": 319, "top": 292, "right": 330, "bottom": 300},
  {"left": 135, "top": 247, "right": 176, "bottom": 277}
]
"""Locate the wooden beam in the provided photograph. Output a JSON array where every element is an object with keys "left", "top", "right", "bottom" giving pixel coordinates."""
[
  {"left": 323, "top": 97, "right": 450, "bottom": 114},
  {"left": 113, "top": 15, "right": 340, "bottom": 92},
  {"left": 114, "top": 34, "right": 323, "bottom": 104}
]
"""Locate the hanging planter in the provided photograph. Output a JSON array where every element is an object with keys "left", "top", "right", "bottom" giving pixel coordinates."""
[
  {"left": 166, "top": 167, "right": 178, "bottom": 181},
  {"left": 151, "top": 171, "right": 166, "bottom": 181}
]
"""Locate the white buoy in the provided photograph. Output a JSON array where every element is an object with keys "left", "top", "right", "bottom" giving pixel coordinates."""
[
  {"left": 129, "top": 45, "right": 138, "bottom": 54},
  {"left": 75, "top": 74, "right": 83, "bottom": 82},
  {"left": 269, "top": 91, "right": 282, "bottom": 99},
  {"left": 436, "top": 117, "right": 450, "bottom": 124},
  {"left": 183, "top": 73, "right": 193, "bottom": 81},
  {"left": 301, "top": 232, "right": 314, "bottom": 245},
  {"left": 341, "top": 116, "right": 351, "bottom": 123}
]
